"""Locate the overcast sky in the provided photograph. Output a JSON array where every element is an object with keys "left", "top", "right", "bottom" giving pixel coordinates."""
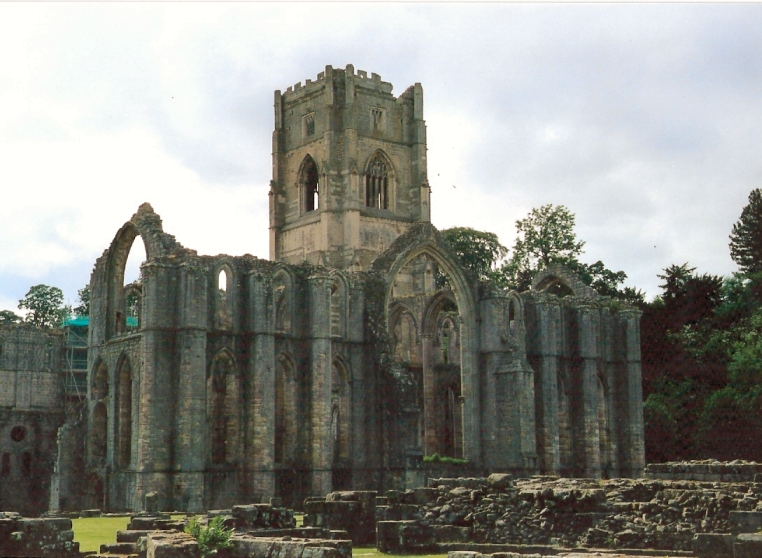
[{"left": 1, "top": 3, "right": 761, "bottom": 314}]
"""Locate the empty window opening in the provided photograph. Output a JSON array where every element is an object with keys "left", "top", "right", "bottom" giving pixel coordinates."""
[
  {"left": 371, "top": 108, "right": 385, "bottom": 131},
  {"left": 303, "top": 113, "right": 315, "bottom": 137},
  {"left": 365, "top": 155, "right": 389, "bottom": 209},
  {"left": 218, "top": 269, "right": 227, "bottom": 293},
  {"left": 330, "top": 283, "right": 341, "bottom": 338},
  {"left": 0, "top": 453, "right": 9, "bottom": 477},
  {"left": 301, "top": 157, "right": 319, "bottom": 213},
  {"left": 124, "top": 235, "right": 146, "bottom": 287},
  {"left": 216, "top": 268, "right": 233, "bottom": 330},
  {"left": 208, "top": 353, "right": 239, "bottom": 466}
]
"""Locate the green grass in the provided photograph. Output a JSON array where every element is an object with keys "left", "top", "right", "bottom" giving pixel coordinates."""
[
  {"left": 71, "top": 516, "right": 131, "bottom": 553},
  {"left": 71, "top": 516, "right": 445, "bottom": 558}
]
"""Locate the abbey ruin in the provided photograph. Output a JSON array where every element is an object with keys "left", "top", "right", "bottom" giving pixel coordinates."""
[{"left": 0, "top": 65, "right": 645, "bottom": 515}]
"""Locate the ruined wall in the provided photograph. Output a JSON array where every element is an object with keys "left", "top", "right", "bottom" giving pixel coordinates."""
[{"left": 0, "top": 326, "right": 64, "bottom": 515}]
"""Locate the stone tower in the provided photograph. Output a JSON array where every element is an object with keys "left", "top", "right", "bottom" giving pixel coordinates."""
[{"left": 269, "top": 65, "right": 431, "bottom": 271}]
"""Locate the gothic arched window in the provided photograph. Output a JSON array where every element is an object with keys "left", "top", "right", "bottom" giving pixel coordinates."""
[
  {"left": 365, "top": 155, "right": 389, "bottom": 210},
  {"left": 300, "top": 156, "right": 319, "bottom": 213}
]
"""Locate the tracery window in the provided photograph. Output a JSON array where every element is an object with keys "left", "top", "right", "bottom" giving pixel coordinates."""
[{"left": 365, "top": 155, "right": 389, "bottom": 210}]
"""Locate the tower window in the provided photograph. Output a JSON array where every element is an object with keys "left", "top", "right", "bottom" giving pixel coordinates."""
[
  {"left": 301, "top": 156, "right": 319, "bottom": 213},
  {"left": 365, "top": 155, "right": 389, "bottom": 210},
  {"left": 303, "top": 113, "right": 315, "bottom": 137},
  {"left": 371, "top": 108, "right": 385, "bottom": 131}
]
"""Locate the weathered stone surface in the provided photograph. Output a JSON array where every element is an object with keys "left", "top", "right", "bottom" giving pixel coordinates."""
[
  {"left": 734, "top": 533, "right": 762, "bottom": 558},
  {"left": 146, "top": 531, "right": 200, "bottom": 558},
  {"left": 692, "top": 533, "right": 734, "bottom": 558}
]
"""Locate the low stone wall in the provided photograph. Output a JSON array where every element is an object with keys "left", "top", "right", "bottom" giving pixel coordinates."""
[
  {"left": 376, "top": 473, "right": 762, "bottom": 553},
  {"left": 304, "top": 491, "right": 377, "bottom": 545},
  {"left": 0, "top": 511, "right": 79, "bottom": 557},
  {"left": 645, "top": 460, "right": 762, "bottom": 482}
]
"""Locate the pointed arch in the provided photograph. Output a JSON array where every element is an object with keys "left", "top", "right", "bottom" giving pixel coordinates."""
[
  {"left": 363, "top": 150, "right": 395, "bottom": 210},
  {"left": 375, "top": 224, "right": 480, "bottom": 464},
  {"left": 215, "top": 262, "right": 234, "bottom": 330},
  {"left": 115, "top": 354, "right": 133, "bottom": 469},
  {"left": 298, "top": 155, "right": 320, "bottom": 214},
  {"left": 207, "top": 349, "right": 241, "bottom": 466}
]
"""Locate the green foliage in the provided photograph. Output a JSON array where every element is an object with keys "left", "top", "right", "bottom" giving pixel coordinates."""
[
  {"left": 503, "top": 204, "right": 584, "bottom": 289},
  {"left": 422, "top": 453, "right": 468, "bottom": 465},
  {"left": 730, "top": 189, "right": 762, "bottom": 274},
  {"left": 185, "top": 516, "right": 233, "bottom": 558},
  {"left": 0, "top": 309, "right": 21, "bottom": 324},
  {"left": 18, "top": 284, "right": 69, "bottom": 328},
  {"left": 440, "top": 227, "right": 507, "bottom": 284},
  {"left": 74, "top": 285, "right": 90, "bottom": 317}
]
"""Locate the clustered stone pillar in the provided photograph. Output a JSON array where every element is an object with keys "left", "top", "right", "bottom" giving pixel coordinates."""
[
  {"left": 576, "top": 306, "right": 602, "bottom": 479},
  {"left": 619, "top": 308, "right": 646, "bottom": 478},
  {"left": 172, "top": 263, "right": 208, "bottom": 512},
  {"left": 247, "top": 271, "right": 276, "bottom": 500},
  {"left": 309, "top": 274, "right": 333, "bottom": 496}
]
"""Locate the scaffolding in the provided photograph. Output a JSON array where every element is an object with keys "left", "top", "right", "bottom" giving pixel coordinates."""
[{"left": 62, "top": 317, "right": 88, "bottom": 403}]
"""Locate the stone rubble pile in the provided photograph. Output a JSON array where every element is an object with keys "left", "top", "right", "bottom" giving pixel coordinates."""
[
  {"left": 209, "top": 503, "right": 296, "bottom": 530},
  {"left": 380, "top": 473, "right": 762, "bottom": 552}
]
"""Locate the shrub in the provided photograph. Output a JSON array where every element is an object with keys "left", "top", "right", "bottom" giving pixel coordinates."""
[{"left": 185, "top": 516, "right": 233, "bottom": 558}]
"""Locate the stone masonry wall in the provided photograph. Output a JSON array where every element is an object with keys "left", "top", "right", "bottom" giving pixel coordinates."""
[{"left": 377, "top": 474, "right": 762, "bottom": 553}]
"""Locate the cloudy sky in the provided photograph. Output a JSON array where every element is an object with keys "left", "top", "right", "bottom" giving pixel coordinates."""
[{"left": 1, "top": 3, "right": 761, "bottom": 314}]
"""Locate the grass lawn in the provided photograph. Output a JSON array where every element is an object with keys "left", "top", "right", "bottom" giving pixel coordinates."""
[
  {"left": 71, "top": 516, "right": 131, "bottom": 553},
  {"left": 71, "top": 516, "right": 445, "bottom": 558}
]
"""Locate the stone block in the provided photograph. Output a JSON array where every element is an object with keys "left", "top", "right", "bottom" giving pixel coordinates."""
[
  {"left": 730, "top": 511, "right": 762, "bottom": 534},
  {"left": 734, "top": 533, "right": 762, "bottom": 558},
  {"left": 487, "top": 473, "right": 513, "bottom": 490},
  {"left": 147, "top": 531, "right": 199, "bottom": 558},
  {"left": 693, "top": 533, "right": 734, "bottom": 558},
  {"left": 117, "top": 529, "right": 150, "bottom": 542}
]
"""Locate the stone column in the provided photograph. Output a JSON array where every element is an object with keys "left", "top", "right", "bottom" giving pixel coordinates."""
[
  {"left": 533, "top": 298, "right": 562, "bottom": 475},
  {"left": 308, "top": 274, "right": 332, "bottom": 496},
  {"left": 620, "top": 309, "right": 645, "bottom": 478},
  {"left": 460, "top": 318, "right": 482, "bottom": 466},
  {"left": 421, "top": 333, "right": 437, "bottom": 455},
  {"left": 134, "top": 261, "right": 176, "bottom": 511},
  {"left": 576, "top": 306, "right": 602, "bottom": 479},
  {"left": 172, "top": 262, "right": 208, "bottom": 512},
  {"left": 247, "top": 270, "right": 276, "bottom": 500}
]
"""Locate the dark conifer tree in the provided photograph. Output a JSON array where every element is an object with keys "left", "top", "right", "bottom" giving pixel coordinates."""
[{"left": 730, "top": 189, "right": 762, "bottom": 274}]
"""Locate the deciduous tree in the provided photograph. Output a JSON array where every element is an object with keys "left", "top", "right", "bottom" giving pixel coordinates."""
[{"left": 18, "top": 284, "right": 68, "bottom": 328}]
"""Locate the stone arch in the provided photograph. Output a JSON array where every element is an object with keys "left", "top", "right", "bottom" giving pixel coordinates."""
[
  {"left": 114, "top": 354, "right": 133, "bottom": 469},
  {"left": 273, "top": 267, "right": 294, "bottom": 335},
  {"left": 206, "top": 349, "right": 241, "bottom": 466},
  {"left": 376, "top": 227, "right": 480, "bottom": 463},
  {"left": 275, "top": 352, "right": 298, "bottom": 465},
  {"left": 215, "top": 262, "right": 234, "bottom": 330},
  {"left": 363, "top": 150, "right": 396, "bottom": 211},
  {"left": 531, "top": 265, "right": 598, "bottom": 298},
  {"left": 105, "top": 204, "right": 177, "bottom": 339},
  {"left": 329, "top": 271, "right": 348, "bottom": 339},
  {"left": 298, "top": 155, "right": 320, "bottom": 213}
]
